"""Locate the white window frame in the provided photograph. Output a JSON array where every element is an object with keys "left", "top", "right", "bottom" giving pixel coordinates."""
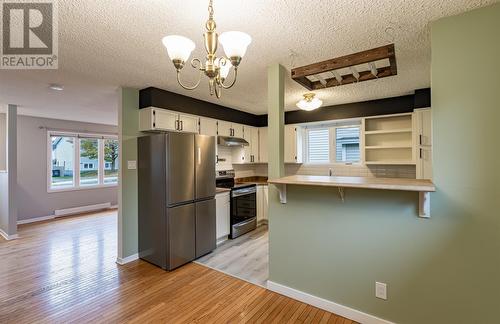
[
  {"left": 47, "top": 131, "right": 118, "bottom": 193},
  {"left": 302, "top": 118, "right": 363, "bottom": 166},
  {"left": 304, "top": 126, "right": 331, "bottom": 164}
]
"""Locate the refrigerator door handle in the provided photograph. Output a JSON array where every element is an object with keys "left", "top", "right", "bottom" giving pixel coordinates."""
[{"left": 197, "top": 147, "right": 201, "bottom": 165}]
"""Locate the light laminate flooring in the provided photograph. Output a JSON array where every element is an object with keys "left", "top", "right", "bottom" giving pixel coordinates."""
[{"left": 196, "top": 224, "right": 269, "bottom": 287}]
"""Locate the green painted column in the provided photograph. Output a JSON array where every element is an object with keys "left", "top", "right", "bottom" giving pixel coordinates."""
[
  {"left": 118, "top": 88, "right": 140, "bottom": 261},
  {"left": 267, "top": 64, "right": 286, "bottom": 179},
  {"left": 267, "top": 64, "right": 286, "bottom": 286}
]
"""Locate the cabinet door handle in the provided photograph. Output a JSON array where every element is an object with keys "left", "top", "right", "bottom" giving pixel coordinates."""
[
  {"left": 175, "top": 120, "right": 179, "bottom": 130},
  {"left": 180, "top": 120, "right": 183, "bottom": 131},
  {"left": 419, "top": 148, "right": 423, "bottom": 159},
  {"left": 419, "top": 135, "right": 423, "bottom": 145}
]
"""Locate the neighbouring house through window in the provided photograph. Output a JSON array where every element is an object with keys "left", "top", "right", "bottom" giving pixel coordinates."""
[{"left": 49, "top": 131, "right": 119, "bottom": 191}]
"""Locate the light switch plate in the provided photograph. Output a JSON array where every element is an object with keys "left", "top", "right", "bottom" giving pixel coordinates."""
[
  {"left": 375, "top": 282, "right": 387, "bottom": 300},
  {"left": 127, "top": 160, "right": 137, "bottom": 170}
]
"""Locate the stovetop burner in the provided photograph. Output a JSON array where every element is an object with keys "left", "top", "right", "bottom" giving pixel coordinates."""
[{"left": 215, "top": 169, "right": 256, "bottom": 190}]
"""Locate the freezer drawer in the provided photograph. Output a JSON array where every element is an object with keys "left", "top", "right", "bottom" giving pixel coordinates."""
[
  {"left": 195, "top": 199, "right": 216, "bottom": 258},
  {"left": 167, "top": 203, "right": 196, "bottom": 270}
]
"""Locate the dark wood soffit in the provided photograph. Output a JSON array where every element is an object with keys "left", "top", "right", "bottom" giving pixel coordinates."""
[
  {"left": 284, "top": 95, "right": 415, "bottom": 125},
  {"left": 139, "top": 87, "right": 262, "bottom": 127},
  {"left": 139, "top": 87, "right": 430, "bottom": 128},
  {"left": 292, "top": 44, "right": 397, "bottom": 91}
]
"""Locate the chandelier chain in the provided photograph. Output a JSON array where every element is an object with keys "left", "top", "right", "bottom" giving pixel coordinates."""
[{"left": 208, "top": 0, "right": 214, "bottom": 19}]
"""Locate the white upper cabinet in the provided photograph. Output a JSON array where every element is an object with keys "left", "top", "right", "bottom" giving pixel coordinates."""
[
  {"left": 251, "top": 127, "right": 259, "bottom": 162},
  {"left": 178, "top": 114, "right": 199, "bottom": 133},
  {"left": 244, "top": 126, "right": 259, "bottom": 163},
  {"left": 217, "top": 120, "right": 232, "bottom": 137},
  {"left": 232, "top": 123, "right": 244, "bottom": 138},
  {"left": 259, "top": 127, "right": 268, "bottom": 163},
  {"left": 140, "top": 107, "right": 178, "bottom": 132},
  {"left": 418, "top": 109, "right": 432, "bottom": 146},
  {"left": 199, "top": 117, "right": 218, "bottom": 136},
  {"left": 139, "top": 107, "right": 199, "bottom": 133},
  {"left": 285, "top": 124, "right": 302, "bottom": 163},
  {"left": 217, "top": 120, "right": 244, "bottom": 138},
  {"left": 415, "top": 109, "right": 433, "bottom": 180}
]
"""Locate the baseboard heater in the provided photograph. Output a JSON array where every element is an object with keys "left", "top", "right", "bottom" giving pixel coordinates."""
[{"left": 55, "top": 202, "right": 112, "bottom": 217}]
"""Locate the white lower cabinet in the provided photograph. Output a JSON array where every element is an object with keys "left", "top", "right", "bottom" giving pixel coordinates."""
[
  {"left": 215, "top": 192, "right": 230, "bottom": 243},
  {"left": 257, "top": 185, "right": 269, "bottom": 223}
]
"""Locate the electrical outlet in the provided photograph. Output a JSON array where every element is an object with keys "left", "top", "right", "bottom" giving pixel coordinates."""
[
  {"left": 127, "top": 160, "right": 137, "bottom": 170},
  {"left": 375, "top": 282, "right": 387, "bottom": 300}
]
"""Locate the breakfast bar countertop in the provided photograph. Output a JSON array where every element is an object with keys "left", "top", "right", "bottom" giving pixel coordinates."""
[{"left": 268, "top": 175, "right": 436, "bottom": 192}]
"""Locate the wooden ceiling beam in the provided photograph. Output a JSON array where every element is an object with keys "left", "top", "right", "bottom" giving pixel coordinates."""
[
  {"left": 293, "top": 76, "right": 314, "bottom": 91},
  {"left": 291, "top": 44, "right": 397, "bottom": 90},
  {"left": 292, "top": 44, "right": 395, "bottom": 79}
]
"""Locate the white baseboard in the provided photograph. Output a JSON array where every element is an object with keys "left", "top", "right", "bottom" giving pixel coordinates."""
[
  {"left": 55, "top": 202, "right": 111, "bottom": 217},
  {"left": 116, "top": 253, "right": 139, "bottom": 265},
  {"left": 267, "top": 281, "right": 394, "bottom": 324},
  {"left": 17, "top": 214, "right": 55, "bottom": 225},
  {"left": 216, "top": 236, "right": 228, "bottom": 246},
  {"left": 18, "top": 204, "right": 117, "bottom": 225},
  {"left": 0, "top": 228, "right": 19, "bottom": 240},
  {"left": 258, "top": 219, "right": 268, "bottom": 226}
]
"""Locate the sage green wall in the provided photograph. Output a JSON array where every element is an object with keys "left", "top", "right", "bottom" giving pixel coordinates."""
[
  {"left": 268, "top": 4, "right": 500, "bottom": 324},
  {"left": 118, "top": 88, "right": 140, "bottom": 259}
]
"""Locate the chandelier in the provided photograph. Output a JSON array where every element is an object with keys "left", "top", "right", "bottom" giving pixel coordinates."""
[
  {"left": 162, "top": 0, "right": 252, "bottom": 98},
  {"left": 296, "top": 93, "right": 323, "bottom": 111}
]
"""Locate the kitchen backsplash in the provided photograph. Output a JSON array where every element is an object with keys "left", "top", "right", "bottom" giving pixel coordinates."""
[
  {"left": 218, "top": 145, "right": 416, "bottom": 179},
  {"left": 216, "top": 145, "right": 233, "bottom": 171},
  {"left": 239, "top": 163, "right": 415, "bottom": 179},
  {"left": 284, "top": 164, "right": 416, "bottom": 178}
]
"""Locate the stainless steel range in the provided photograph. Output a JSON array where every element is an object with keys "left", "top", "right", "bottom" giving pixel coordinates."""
[{"left": 216, "top": 170, "right": 257, "bottom": 239}]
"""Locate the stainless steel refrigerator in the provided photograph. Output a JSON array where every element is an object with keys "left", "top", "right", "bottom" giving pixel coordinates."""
[{"left": 138, "top": 132, "right": 216, "bottom": 270}]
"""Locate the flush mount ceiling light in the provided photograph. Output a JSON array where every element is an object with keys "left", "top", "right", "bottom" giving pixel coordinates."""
[
  {"left": 48, "top": 84, "right": 64, "bottom": 91},
  {"left": 296, "top": 93, "right": 322, "bottom": 111},
  {"left": 162, "top": 0, "right": 251, "bottom": 98}
]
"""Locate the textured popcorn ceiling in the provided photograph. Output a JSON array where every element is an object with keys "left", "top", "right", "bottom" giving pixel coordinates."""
[{"left": 0, "top": 0, "right": 496, "bottom": 125}]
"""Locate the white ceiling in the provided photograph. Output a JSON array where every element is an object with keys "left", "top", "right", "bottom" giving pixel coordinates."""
[{"left": 0, "top": 0, "right": 496, "bottom": 125}]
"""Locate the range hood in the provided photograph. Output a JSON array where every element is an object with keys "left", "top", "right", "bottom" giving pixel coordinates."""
[{"left": 217, "top": 136, "right": 249, "bottom": 147}]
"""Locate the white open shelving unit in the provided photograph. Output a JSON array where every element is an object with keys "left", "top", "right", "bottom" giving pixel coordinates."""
[{"left": 362, "top": 113, "right": 415, "bottom": 165}]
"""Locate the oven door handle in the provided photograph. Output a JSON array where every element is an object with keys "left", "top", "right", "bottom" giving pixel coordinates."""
[
  {"left": 232, "top": 188, "right": 256, "bottom": 197},
  {"left": 234, "top": 218, "right": 256, "bottom": 228}
]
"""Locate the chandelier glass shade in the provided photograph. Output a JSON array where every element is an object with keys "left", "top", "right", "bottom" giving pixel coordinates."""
[
  {"left": 296, "top": 93, "right": 323, "bottom": 111},
  {"left": 162, "top": 0, "right": 251, "bottom": 98}
]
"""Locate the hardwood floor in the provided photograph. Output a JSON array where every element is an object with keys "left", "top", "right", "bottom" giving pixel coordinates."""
[
  {"left": 196, "top": 225, "right": 269, "bottom": 287},
  {"left": 0, "top": 211, "right": 356, "bottom": 323}
]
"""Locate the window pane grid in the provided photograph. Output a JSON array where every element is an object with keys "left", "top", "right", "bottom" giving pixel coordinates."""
[
  {"left": 80, "top": 138, "right": 99, "bottom": 186},
  {"left": 50, "top": 136, "right": 74, "bottom": 189},
  {"left": 48, "top": 133, "right": 118, "bottom": 191}
]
